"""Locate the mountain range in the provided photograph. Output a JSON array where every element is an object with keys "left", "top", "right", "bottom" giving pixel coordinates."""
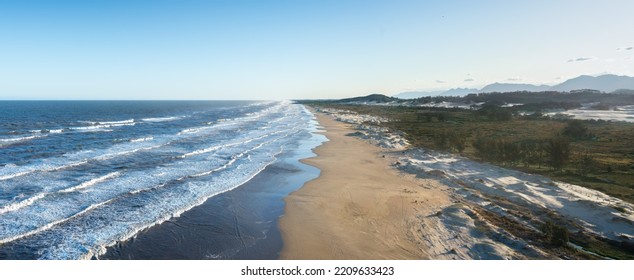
[{"left": 393, "top": 74, "right": 634, "bottom": 99}]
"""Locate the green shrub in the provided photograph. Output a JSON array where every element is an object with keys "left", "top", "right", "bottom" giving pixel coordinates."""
[
  {"left": 540, "top": 220, "right": 569, "bottom": 246},
  {"left": 563, "top": 120, "right": 589, "bottom": 139},
  {"left": 545, "top": 136, "right": 571, "bottom": 170}
]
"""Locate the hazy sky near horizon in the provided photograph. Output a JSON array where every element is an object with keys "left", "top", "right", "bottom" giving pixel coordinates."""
[{"left": 1, "top": 0, "right": 633, "bottom": 100}]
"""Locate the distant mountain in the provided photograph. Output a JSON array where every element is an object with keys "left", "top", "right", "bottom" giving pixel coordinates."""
[
  {"left": 479, "top": 83, "right": 550, "bottom": 93},
  {"left": 393, "top": 74, "right": 634, "bottom": 99},
  {"left": 393, "top": 91, "right": 443, "bottom": 99},
  {"left": 393, "top": 88, "right": 477, "bottom": 99},
  {"left": 612, "top": 89, "right": 634, "bottom": 95},
  {"left": 338, "top": 94, "right": 397, "bottom": 103},
  {"left": 550, "top": 74, "right": 634, "bottom": 92},
  {"left": 443, "top": 88, "right": 479, "bottom": 96}
]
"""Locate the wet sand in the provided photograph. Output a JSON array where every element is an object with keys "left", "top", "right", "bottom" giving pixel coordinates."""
[
  {"left": 279, "top": 111, "right": 451, "bottom": 259},
  {"left": 99, "top": 130, "right": 324, "bottom": 260}
]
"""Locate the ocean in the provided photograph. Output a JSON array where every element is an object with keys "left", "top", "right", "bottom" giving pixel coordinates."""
[{"left": 0, "top": 100, "right": 324, "bottom": 259}]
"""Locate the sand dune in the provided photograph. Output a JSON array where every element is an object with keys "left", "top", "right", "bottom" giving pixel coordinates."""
[
  {"left": 279, "top": 112, "right": 448, "bottom": 259},
  {"left": 280, "top": 107, "right": 634, "bottom": 259},
  {"left": 279, "top": 110, "right": 537, "bottom": 259}
]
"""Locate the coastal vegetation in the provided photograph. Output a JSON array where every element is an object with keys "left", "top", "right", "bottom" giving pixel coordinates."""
[
  {"left": 299, "top": 90, "right": 634, "bottom": 259},
  {"left": 301, "top": 91, "right": 634, "bottom": 205}
]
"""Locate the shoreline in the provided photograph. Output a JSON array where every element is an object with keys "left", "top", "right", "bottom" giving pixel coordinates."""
[
  {"left": 98, "top": 111, "right": 325, "bottom": 260},
  {"left": 282, "top": 106, "right": 634, "bottom": 260},
  {"left": 100, "top": 157, "right": 311, "bottom": 259},
  {"left": 279, "top": 110, "right": 451, "bottom": 259}
]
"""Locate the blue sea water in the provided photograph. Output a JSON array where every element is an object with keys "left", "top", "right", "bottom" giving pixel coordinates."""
[{"left": 0, "top": 100, "right": 320, "bottom": 259}]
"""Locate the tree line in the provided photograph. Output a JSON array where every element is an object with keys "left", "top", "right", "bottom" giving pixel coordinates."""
[
  {"left": 472, "top": 136, "right": 570, "bottom": 170},
  {"left": 427, "top": 120, "right": 598, "bottom": 172}
]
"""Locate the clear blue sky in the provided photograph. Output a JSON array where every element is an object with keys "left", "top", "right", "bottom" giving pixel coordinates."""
[{"left": 1, "top": 0, "right": 633, "bottom": 100}]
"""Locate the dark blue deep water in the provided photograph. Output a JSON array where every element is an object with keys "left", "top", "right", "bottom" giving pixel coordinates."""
[{"left": 0, "top": 101, "right": 322, "bottom": 259}]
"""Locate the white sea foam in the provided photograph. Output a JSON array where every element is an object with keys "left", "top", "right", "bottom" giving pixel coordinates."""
[
  {"left": 0, "top": 134, "right": 46, "bottom": 144},
  {"left": 130, "top": 137, "right": 153, "bottom": 143},
  {"left": 0, "top": 198, "right": 117, "bottom": 245},
  {"left": 0, "top": 193, "right": 47, "bottom": 215},
  {"left": 179, "top": 130, "right": 284, "bottom": 158},
  {"left": 82, "top": 145, "right": 290, "bottom": 260},
  {"left": 47, "top": 160, "right": 90, "bottom": 172},
  {"left": 58, "top": 172, "right": 121, "bottom": 193},
  {"left": 0, "top": 170, "right": 33, "bottom": 181},
  {"left": 93, "top": 145, "right": 164, "bottom": 160},
  {"left": 0, "top": 102, "right": 318, "bottom": 259},
  {"left": 180, "top": 145, "right": 222, "bottom": 158},
  {"left": 0, "top": 108, "right": 291, "bottom": 182},
  {"left": 0, "top": 134, "right": 283, "bottom": 247},
  {"left": 177, "top": 128, "right": 199, "bottom": 135},
  {"left": 29, "top": 129, "right": 63, "bottom": 134},
  {"left": 0, "top": 118, "right": 241, "bottom": 181},
  {"left": 96, "top": 119, "right": 135, "bottom": 125},
  {"left": 0, "top": 160, "right": 92, "bottom": 182},
  {"left": 70, "top": 119, "right": 135, "bottom": 131},
  {"left": 71, "top": 123, "right": 134, "bottom": 131},
  {"left": 141, "top": 116, "right": 181, "bottom": 122}
]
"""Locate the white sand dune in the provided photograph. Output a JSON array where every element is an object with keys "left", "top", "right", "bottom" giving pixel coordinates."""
[
  {"left": 318, "top": 106, "right": 634, "bottom": 259},
  {"left": 399, "top": 150, "right": 634, "bottom": 240}
]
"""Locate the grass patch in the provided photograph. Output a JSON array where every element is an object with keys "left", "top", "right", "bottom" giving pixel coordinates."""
[
  {"left": 308, "top": 103, "right": 634, "bottom": 204},
  {"left": 569, "top": 234, "right": 634, "bottom": 260},
  {"left": 304, "top": 101, "right": 634, "bottom": 259}
]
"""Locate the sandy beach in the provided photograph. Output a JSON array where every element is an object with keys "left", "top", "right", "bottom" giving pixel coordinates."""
[
  {"left": 279, "top": 111, "right": 452, "bottom": 259},
  {"left": 280, "top": 107, "right": 634, "bottom": 260}
]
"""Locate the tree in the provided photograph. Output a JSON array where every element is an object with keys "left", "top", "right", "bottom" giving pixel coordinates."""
[
  {"left": 473, "top": 136, "right": 498, "bottom": 162},
  {"left": 545, "top": 136, "right": 571, "bottom": 170},
  {"left": 447, "top": 131, "right": 467, "bottom": 153},
  {"left": 519, "top": 140, "right": 540, "bottom": 167},
  {"left": 577, "top": 150, "right": 596, "bottom": 176},
  {"left": 451, "top": 136, "right": 467, "bottom": 153},
  {"left": 473, "top": 136, "right": 489, "bottom": 161},
  {"left": 433, "top": 131, "right": 449, "bottom": 150},
  {"left": 540, "top": 220, "right": 569, "bottom": 247},
  {"left": 501, "top": 140, "right": 521, "bottom": 166},
  {"left": 436, "top": 113, "right": 447, "bottom": 122},
  {"left": 562, "top": 120, "right": 589, "bottom": 139},
  {"left": 477, "top": 104, "right": 512, "bottom": 121}
]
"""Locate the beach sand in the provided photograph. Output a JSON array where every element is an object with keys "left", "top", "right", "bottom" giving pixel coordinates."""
[{"left": 279, "top": 111, "right": 451, "bottom": 259}]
